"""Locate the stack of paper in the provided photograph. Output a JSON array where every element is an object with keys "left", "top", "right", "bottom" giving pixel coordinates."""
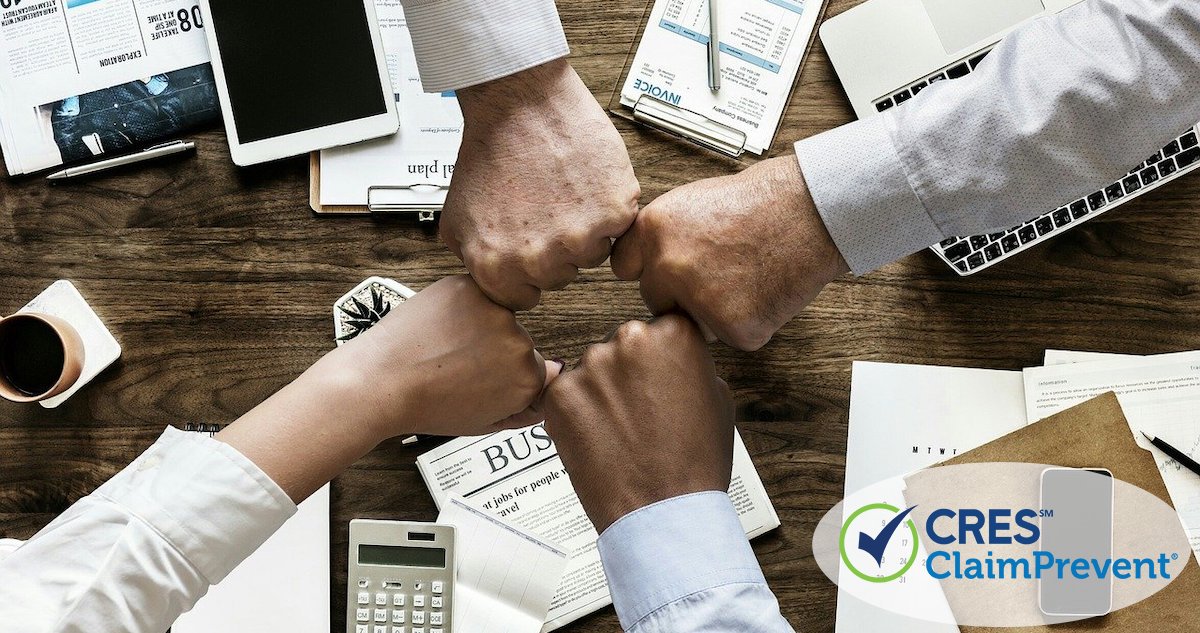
[{"left": 840, "top": 352, "right": 1200, "bottom": 632}]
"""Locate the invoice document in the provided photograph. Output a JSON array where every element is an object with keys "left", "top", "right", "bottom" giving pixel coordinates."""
[
  {"left": 1024, "top": 351, "right": 1200, "bottom": 561},
  {"left": 619, "top": 0, "right": 821, "bottom": 154}
]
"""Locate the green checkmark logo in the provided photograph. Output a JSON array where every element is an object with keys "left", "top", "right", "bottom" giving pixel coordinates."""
[{"left": 840, "top": 503, "right": 921, "bottom": 583}]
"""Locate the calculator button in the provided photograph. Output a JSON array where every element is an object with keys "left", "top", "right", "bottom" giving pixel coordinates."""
[
  {"left": 375, "top": 627, "right": 387, "bottom": 633},
  {"left": 392, "top": 594, "right": 406, "bottom": 607},
  {"left": 392, "top": 628, "right": 406, "bottom": 633},
  {"left": 413, "top": 595, "right": 425, "bottom": 608},
  {"left": 358, "top": 592, "right": 370, "bottom": 605},
  {"left": 430, "top": 612, "right": 444, "bottom": 626},
  {"left": 431, "top": 629, "right": 443, "bottom": 633},
  {"left": 430, "top": 597, "right": 443, "bottom": 609},
  {"left": 431, "top": 581, "right": 443, "bottom": 595},
  {"left": 357, "top": 608, "right": 371, "bottom": 622},
  {"left": 356, "top": 625, "right": 368, "bottom": 633},
  {"left": 359, "top": 578, "right": 371, "bottom": 588},
  {"left": 376, "top": 592, "right": 388, "bottom": 606},
  {"left": 413, "top": 582, "right": 423, "bottom": 592},
  {"left": 392, "top": 610, "right": 406, "bottom": 624},
  {"left": 412, "top": 628, "right": 425, "bottom": 633},
  {"left": 412, "top": 611, "right": 426, "bottom": 625},
  {"left": 374, "top": 609, "right": 388, "bottom": 623}
]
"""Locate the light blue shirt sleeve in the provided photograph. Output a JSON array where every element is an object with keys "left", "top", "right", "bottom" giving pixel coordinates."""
[{"left": 596, "top": 491, "right": 794, "bottom": 633}]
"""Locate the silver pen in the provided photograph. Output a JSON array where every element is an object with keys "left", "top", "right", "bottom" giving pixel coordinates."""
[
  {"left": 46, "top": 140, "right": 196, "bottom": 180},
  {"left": 708, "top": 0, "right": 721, "bottom": 91}
]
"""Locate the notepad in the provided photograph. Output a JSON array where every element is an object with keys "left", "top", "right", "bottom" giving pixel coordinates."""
[
  {"left": 437, "top": 495, "right": 570, "bottom": 633},
  {"left": 172, "top": 484, "right": 330, "bottom": 633}
]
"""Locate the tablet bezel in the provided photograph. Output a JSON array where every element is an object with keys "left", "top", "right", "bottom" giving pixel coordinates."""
[{"left": 199, "top": 0, "right": 399, "bottom": 166}]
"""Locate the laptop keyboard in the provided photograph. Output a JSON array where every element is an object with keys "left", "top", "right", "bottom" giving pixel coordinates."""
[{"left": 872, "top": 47, "right": 1200, "bottom": 276}]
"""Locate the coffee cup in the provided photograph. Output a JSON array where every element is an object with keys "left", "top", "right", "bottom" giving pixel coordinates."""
[{"left": 0, "top": 313, "right": 85, "bottom": 403}]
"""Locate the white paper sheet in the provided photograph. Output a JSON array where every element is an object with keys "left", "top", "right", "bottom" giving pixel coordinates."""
[
  {"left": 173, "top": 485, "right": 330, "bottom": 633},
  {"left": 319, "top": 0, "right": 462, "bottom": 207},
  {"left": 838, "top": 361, "right": 1030, "bottom": 633},
  {"left": 437, "top": 496, "right": 569, "bottom": 633},
  {"left": 619, "top": 0, "right": 819, "bottom": 154},
  {"left": 1024, "top": 352, "right": 1200, "bottom": 561}
]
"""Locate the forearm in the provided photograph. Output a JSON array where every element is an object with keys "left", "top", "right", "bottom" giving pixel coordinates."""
[
  {"left": 597, "top": 492, "right": 794, "bottom": 633},
  {"left": 797, "top": 0, "right": 1200, "bottom": 273}
]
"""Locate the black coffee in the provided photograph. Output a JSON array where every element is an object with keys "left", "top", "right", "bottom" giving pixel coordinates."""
[{"left": 0, "top": 318, "right": 65, "bottom": 396}]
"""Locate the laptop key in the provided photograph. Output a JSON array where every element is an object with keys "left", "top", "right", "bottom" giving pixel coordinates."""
[
  {"left": 1000, "top": 234, "right": 1020, "bottom": 252},
  {"left": 1140, "top": 167, "right": 1160, "bottom": 186},
  {"left": 955, "top": 260, "right": 969, "bottom": 273},
  {"left": 1018, "top": 226, "right": 1037, "bottom": 243},
  {"left": 969, "top": 235, "right": 989, "bottom": 250},
  {"left": 1104, "top": 183, "right": 1125, "bottom": 202},
  {"left": 1146, "top": 151, "right": 1163, "bottom": 164},
  {"left": 1034, "top": 217, "right": 1054, "bottom": 235},
  {"left": 1087, "top": 191, "right": 1106, "bottom": 211},
  {"left": 984, "top": 243, "right": 1002, "bottom": 261},
  {"left": 1160, "top": 159, "right": 1178, "bottom": 178},
  {"left": 1123, "top": 174, "right": 1143, "bottom": 193},
  {"left": 876, "top": 98, "right": 894, "bottom": 112},
  {"left": 927, "top": 73, "right": 946, "bottom": 83},
  {"left": 969, "top": 51, "right": 990, "bottom": 68},
  {"left": 966, "top": 252, "right": 986, "bottom": 269},
  {"left": 1070, "top": 200, "right": 1089, "bottom": 219},
  {"left": 946, "top": 62, "right": 971, "bottom": 79},
  {"left": 1163, "top": 140, "right": 1181, "bottom": 157},
  {"left": 910, "top": 81, "right": 928, "bottom": 95},
  {"left": 894, "top": 89, "right": 912, "bottom": 104},
  {"left": 944, "top": 241, "right": 971, "bottom": 261},
  {"left": 1177, "top": 146, "right": 1200, "bottom": 168},
  {"left": 939, "top": 237, "right": 959, "bottom": 248},
  {"left": 1052, "top": 208, "right": 1072, "bottom": 227},
  {"left": 1182, "top": 131, "right": 1199, "bottom": 150}
]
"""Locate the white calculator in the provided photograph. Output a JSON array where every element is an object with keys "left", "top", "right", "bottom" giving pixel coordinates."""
[{"left": 347, "top": 520, "right": 456, "bottom": 633}]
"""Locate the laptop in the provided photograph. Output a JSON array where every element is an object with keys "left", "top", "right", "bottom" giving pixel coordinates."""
[{"left": 820, "top": 0, "right": 1200, "bottom": 275}]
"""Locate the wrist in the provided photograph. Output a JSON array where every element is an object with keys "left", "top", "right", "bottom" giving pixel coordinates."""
[
  {"left": 456, "top": 58, "right": 577, "bottom": 128},
  {"left": 316, "top": 345, "right": 416, "bottom": 445}
]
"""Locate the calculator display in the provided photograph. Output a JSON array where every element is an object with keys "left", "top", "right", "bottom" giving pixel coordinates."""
[{"left": 359, "top": 544, "right": 446, "bottom": 568}]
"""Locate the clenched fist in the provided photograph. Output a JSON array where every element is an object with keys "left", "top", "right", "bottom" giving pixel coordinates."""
[
  {"left": 541, "top": 315, "right": 734, "bottom": 532},
  {"left": 443, "top": 59, "right": 641, "bottom": 310},
  {"left": 611, "top": 156, "right": 849, "bottom": 351}
]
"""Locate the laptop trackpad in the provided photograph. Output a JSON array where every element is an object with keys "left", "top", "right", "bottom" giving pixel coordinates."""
[{"left": 922, "top": 0, "right": 1045, "bottom": 54}]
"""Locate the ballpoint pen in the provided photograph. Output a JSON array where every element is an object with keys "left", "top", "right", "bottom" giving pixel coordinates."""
[
  {"left": 708, "top": 0, "right": 721, "bottom": 91},
  {"left": 46, "top": 140, "right": 196, "bottom": 181},
  {"left": 1141, "top": 431, "right": 1200, "bottom": 478}
]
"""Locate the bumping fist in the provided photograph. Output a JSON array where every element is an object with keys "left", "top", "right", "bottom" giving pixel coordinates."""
[
  {"left": 540, "top": 314, "right": 734, "bottom": 533},
  {"left": 442, "top": 59, "right": 641, "bottom": 311},
  {"left": 340, "top": 275, "right": 561, "bottom": 440},
  {"left": 611, "top": 156, "right": 849, "bottom": 351}
]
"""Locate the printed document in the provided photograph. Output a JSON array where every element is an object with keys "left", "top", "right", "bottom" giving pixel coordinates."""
[
  {"left": 417, "top": 424, "right": 779, "bottom": 631},
  {"left": 318, "top": 0, "right": 462, "bottom": 207},
  {"left": 619, "top": 0, "right": 820, "bottom": 154},
  {"left": 0, "top": 0, "right": 215, "bottom": 174},
  {"left": 438, "top": 496, "right": 570, "bottom": 633},
  {"left": 839, "top": 361, "right": 1030, "bottom": 633},
  {"left": 1024, "top": 351, "right": 1200, "bottom": 561}
]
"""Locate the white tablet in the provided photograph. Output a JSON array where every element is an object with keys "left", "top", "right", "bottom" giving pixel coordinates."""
[{"left": 200, "top": 0, "right": 399, "bottom": 166}]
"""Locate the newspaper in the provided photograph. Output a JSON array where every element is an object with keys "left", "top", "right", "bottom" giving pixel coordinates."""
[
  {"left": 0, "top": 0, "right": 217, "bottom": 175},
  {"left": 417, "top": 424, "right": 780, "bottom": 631}
]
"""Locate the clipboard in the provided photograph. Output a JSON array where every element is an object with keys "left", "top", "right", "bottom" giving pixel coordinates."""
[
  {"left": 309, "top": 151, "right": 444, "bottom": 220},
  {"left": 904, "top": 392, "right": 1199, "bottom": 632},
  {"left": 608, "top": 0, "right": 828, "bottom": 160}
]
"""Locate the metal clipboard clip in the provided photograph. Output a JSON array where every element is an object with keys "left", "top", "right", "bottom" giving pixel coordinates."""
[
  {"left": 367, "top": 183, "right": 449, "bottom": 221},
  {"left": 631, "top": 94, "right": 748, "bottom": 158}
]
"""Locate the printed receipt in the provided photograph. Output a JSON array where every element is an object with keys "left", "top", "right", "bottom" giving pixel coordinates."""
[{"left": 619, "top": 0, "right": 820, "bottom": 154}]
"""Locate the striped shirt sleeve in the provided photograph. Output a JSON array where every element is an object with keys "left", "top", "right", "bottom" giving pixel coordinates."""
[{"left": 400, "top": 0, "right": 570, "bottom": 93}]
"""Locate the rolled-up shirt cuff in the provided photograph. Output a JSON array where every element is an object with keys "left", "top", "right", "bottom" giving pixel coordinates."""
[
  {"left": 794, "top": 115, "right": 945, "bottom": 275},
  {"left": 597, "top": 491, "right": 766, "bottom": 630},
  {"left": 401, "top": 0, "right": 570, "bottom": 93},
  {"left": 93, "top": 427, "right": 296, "bottom": 584}
]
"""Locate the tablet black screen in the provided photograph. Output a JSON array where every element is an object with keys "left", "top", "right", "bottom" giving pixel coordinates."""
[{"left": 208, "top": 0, "right": 388, "bottom": 143}]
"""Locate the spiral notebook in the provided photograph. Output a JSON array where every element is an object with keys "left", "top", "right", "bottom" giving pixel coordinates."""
[{"left": 171, "top": 424, "right": 331, "bottom": 633}]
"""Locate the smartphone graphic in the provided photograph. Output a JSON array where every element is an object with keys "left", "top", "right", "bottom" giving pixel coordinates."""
[{"left": 1038, "top": 467, "right": 1114, "bottom": 617}]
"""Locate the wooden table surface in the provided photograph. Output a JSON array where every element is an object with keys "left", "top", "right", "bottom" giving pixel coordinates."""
[{"left": 5, "top": 0, "right": 1200, "bottom": 630}]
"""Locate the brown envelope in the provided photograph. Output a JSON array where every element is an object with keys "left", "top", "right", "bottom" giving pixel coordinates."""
[{"left": 905, "top": 392, "right": 1197, "bottom": 632}]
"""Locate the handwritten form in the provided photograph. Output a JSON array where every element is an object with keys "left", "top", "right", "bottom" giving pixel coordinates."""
[
  {"left": 1024, "top": 350, "right": 1200, "bottom": 562},
  {"left": 437, "top": 496, "right": 570, "bottom": 633}
]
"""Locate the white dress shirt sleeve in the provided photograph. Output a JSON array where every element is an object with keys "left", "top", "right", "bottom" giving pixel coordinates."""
[
  {"left": 795, "top": 0, "right": 1200, "bottom": 274},
  {"left": 0, "top": 427, "right": 295, "bottom": 633},
  {"left": 596, "top": 491, "right": 794, "bottom": 632},
  {"left": 400, "top": 0, "right": 570, "bottom": 93}
]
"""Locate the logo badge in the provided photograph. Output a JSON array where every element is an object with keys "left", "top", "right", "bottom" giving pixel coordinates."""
[{"left": 840, "top": 503, "right": 920, "bottom": 583}]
